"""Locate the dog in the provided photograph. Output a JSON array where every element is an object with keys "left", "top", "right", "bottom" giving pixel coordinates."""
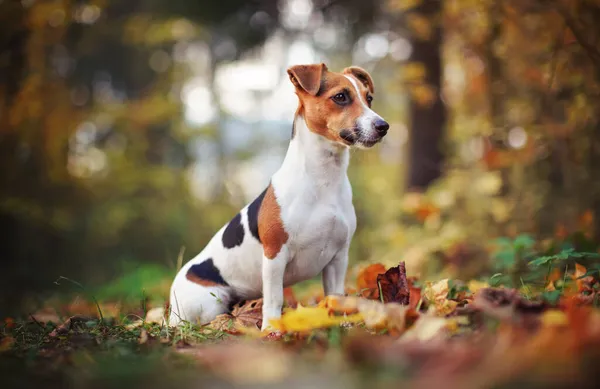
[{"left": 169, "top": 63, "right": 389, "bottom": 331}]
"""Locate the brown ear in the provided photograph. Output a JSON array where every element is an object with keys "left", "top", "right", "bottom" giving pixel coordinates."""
[
  {"left": 343, "top": 66, "right": 374, "bottom": 93},
  {"left": 287, "top": 63, "right": 328, "bottom": 96}
]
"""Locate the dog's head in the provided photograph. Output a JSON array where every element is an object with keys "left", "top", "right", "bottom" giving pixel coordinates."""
[{"left": 288, "top": 63, "right": 389, "bottom": 148}]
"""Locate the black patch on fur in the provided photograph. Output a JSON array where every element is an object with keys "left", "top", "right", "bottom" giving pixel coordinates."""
[
  {"left": 187, "top": 258, "right": 229, "bottom": 286},
  {"left": 291, "top": 121, "right": 296, "bottom": 138},
  {"left": 247, "top": 187, "right": 268, "bottom": 242},
  {"left": 222, "top": 213, "right": 245, "bottom": 248}
]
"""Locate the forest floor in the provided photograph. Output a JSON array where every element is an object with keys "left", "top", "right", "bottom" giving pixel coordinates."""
[{"left": 3, "top": 237, "right": 600, "bottom": 389}]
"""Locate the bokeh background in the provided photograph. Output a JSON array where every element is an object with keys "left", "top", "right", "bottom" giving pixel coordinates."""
[{"left": 2, "top": 0, "right": 599, "bottom": 315}]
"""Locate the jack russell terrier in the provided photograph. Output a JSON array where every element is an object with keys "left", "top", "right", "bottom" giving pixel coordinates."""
[{"left": 169, "top": 63, "right": 389, "bottom": 331}]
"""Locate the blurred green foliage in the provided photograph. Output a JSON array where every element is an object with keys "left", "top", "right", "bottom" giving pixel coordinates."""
[{"left": 2, "top": 0, "right": 600, "bottom": 316}]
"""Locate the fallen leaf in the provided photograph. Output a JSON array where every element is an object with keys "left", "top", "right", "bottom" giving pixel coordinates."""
[
  {"left": 269, "top": 304, "right": 363, "bottom": 333},
  {"left": 209, "top": 299, "right": 263, "bottom": 333},
  {"left": 49, "top": 315, "right": 95, "bottom": 337},
  {"left": 573, "top": 263, "right": 594, "bottom": 293},
  {"left": 541, "top": 310, "right": 568, "bottom": 327},
  {"left": 323, "top": 295, "right": 414, "bottom": 333},
  {"left": 357, "top": 263, "right": 386, "bottom": 299},
  {"left": 423, "top": 279, "right": 457, "bottom": 315},
  {"left": 145, "top": 307, "right": 166, "bottom": 325},
  {"left": 283, "top": 287, "right": 297, "bottom": 308},
  {"left": 400, "top": 314, "right": 448, "bottom": 342},
  {"left": 377, "top": 261, "right": 410, "bottom": 305}
]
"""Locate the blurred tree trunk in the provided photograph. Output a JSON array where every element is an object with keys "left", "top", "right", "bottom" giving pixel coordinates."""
[{"left": 405, "top": 0, "right": 446, "bottom": 191}]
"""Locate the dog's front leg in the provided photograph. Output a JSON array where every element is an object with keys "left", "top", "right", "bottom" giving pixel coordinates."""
[
  {"left": 261, "top": 245, "right": 289, "bottom": 331},
  {"left": 322, "top": 245, "right": 349, "bottom": 296}
]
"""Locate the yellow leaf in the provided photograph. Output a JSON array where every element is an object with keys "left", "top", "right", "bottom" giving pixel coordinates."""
[
  {"left": 541, "top": 310, "right": 568, "bottom": 327},
  {"left": 424, "top": 279, "right": 449, "bottom": 302},
  {"left": 468, "top": 280, "right": 489, "bottom": 294},
  {"left": 423, "top": 279, "right": 458, "bottom": 316},
  {"left": 269, "top": 305, "right": 363, "bottom": 333}
]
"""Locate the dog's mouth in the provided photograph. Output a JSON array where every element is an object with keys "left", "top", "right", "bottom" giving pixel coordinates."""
[
  {"left": 339, "top": 129, "right": 383, "bottom": 148},
  {"left": 357, "top": 137, "right": 382, "bottom": 148}
]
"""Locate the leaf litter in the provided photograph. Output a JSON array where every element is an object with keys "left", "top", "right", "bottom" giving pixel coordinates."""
[{"left": 3, "top": 260, "right": 600, "bottom": 389}]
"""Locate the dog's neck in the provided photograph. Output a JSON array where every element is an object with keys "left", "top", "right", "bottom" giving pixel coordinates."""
[{"left": 277, "top": 115, "right": 350, "bottom": 189}]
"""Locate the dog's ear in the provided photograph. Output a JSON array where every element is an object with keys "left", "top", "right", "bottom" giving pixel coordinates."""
[
  {"left": 287, "top": 63, "right": 327, "bottom": 96},
  {"left": 343, "top": 66, "right": 374, "bottom": 93}
]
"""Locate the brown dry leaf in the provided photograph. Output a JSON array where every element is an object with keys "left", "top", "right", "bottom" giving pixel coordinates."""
[
  {"left": 377, "top": 261, "right": 410, "bottom": 305},
  {"left": 49, "top": 315, "right": 95, "bottom": 337},
  {"left": 356, "top": 263, "right": 386, "bottom": 299},
  {"left": 209, "top": 299, "right": 263, "bottom": 333}
]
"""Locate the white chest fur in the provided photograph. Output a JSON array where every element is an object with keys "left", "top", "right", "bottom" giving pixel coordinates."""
[{"left": 272, "top": 117, "right": 357, "bottom": 286}]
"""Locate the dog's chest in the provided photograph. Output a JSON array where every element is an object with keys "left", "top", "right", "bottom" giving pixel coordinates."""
[{"left": 279, "top": 182, "right": 356, "bottom": 285}]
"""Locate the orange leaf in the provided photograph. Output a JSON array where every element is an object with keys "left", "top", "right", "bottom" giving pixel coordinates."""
[
  {"left": 357, "top": 263, "right": 386, "bottom": 299},
  {"left": 573, "top": 263, "right": 593, "bottom": 293},
  {"left": 283, "top": 287, "right": 297, "bottom": 308}
]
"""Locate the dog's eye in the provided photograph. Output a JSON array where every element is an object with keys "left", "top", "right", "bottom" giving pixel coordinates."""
[
  {"left": 366, "top": 95, "right": 373, "bottom": 105},
  {"left": 332, "top": 93, "right": 348, "bottom": 105}
]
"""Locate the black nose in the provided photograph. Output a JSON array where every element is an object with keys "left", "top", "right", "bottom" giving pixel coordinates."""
[{"left": 373, "top": 119, "right": 389, "bottom": 135}]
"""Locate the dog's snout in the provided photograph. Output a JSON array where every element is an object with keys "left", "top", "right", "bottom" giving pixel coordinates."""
[{"left": 373, "top": 119, "right": 389, "bottom": 136}]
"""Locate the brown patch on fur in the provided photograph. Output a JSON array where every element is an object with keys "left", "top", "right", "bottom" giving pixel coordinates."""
[
  {"left": 258, "top": 184, "right": 288, "bottom": 259},
  {"left": 287, "top": 63, "right": 373, "bottom": 145},
  {"left": 288, "top": 64, "right": 327, "bottom": 96},
  {"left": 343, "top": 66, "right": 375, "bottom": 93},
  {"left": 185, "top": 273, "right": 220, "bottom": 287}
]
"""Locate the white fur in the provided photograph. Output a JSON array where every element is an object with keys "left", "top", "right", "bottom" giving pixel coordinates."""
[
  {"left": 344, "top": 75, "right": 384, "bottom": 146},
  {"left": 169, "top": 116, "right": 357, "bottom": 330}
]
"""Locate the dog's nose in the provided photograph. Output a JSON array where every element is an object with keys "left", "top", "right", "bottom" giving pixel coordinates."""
[{"left": 373, "top": 119, "right": 389, "bottom": 136}]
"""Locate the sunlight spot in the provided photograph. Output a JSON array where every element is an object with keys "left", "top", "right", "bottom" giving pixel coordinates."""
[
  {"left": 182, "top": 79, "right": 216, "bottom": 126},
  {"left": 75, "top": 5, "right": 102, "bottom": 25},
  {"left": 364, "top": 34, "right": 389, "bottom": 59},
  {"left": 280, "top": 0, "right": 313, "bottom": 30},
  {"left": 508, "top": 127, "right": 527, "bottom": 149},
  {"left": 390, "top": 37, "right": 412, "bottom": 61}
]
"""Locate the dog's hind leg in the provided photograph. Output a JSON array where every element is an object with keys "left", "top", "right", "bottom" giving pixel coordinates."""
[{"left": 168, "top": 282, "right": 234, "bottom": 326}]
